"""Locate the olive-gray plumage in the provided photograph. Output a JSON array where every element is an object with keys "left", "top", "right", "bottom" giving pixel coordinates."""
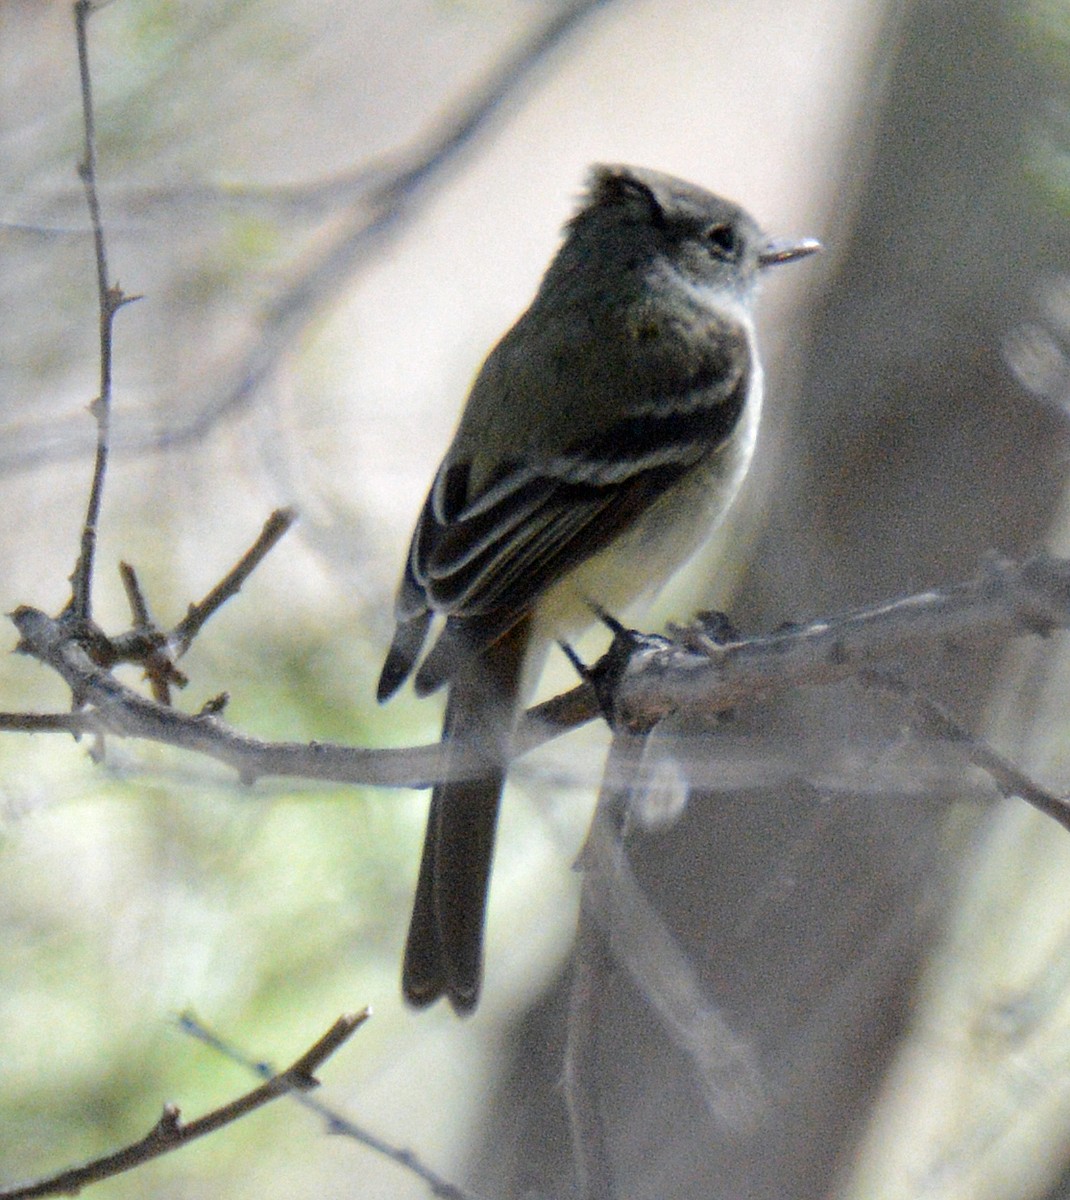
[{"left": 378, "top": 164, "right": 818, "bottom": 1012}]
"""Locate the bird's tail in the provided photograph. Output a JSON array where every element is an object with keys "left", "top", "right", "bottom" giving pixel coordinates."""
[{"left": 402, "top": 616, "right": 532, "bottom": 1013}]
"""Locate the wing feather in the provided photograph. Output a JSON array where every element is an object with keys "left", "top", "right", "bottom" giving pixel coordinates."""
[{"left": 386, "top": 344, "right": 752, "bottom": 694}]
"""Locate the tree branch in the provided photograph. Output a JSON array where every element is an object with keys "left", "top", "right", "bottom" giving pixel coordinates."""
[
  {"left": 861, "top": 668, "right": 1070, "bottom": 831},
  {"left": 66, "top": 0, "right": 140, "bottom": 624},
  {"left": 609, "top": 553, "right": 1070, "bottom": 729},
  {"left": 7, "top": 554, "right": 1070, "bottom": 812},
  {"left": 0, "top": 1011, "right": 367, "bottom": 1200},
  {"left": 177, "top": 1012, "right": 479, "bottom": 1200},
  {"left": 169, "top": 507, "right": 296, "bottom": 655}
]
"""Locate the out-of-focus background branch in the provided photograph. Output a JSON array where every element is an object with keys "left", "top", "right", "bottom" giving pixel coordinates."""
[{"left": 3, "top": 1, "right": 1070, "bottom": 1198}]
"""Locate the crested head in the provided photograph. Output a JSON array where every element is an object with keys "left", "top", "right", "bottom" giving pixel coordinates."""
[
  {"left": 577, "top": 164, "right": 757, "bottom": 238},
  {"left": 553, "top": 164, "right": 816, "bottom": 307},
  {"left": 552, "top": 165, "right": 764, "bottom": 308}
]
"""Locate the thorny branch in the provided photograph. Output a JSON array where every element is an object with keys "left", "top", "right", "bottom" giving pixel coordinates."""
[
  {"left": 861, "top": 669, "right": 1070, "bottom": 832},
  {"left": 177, "top": 1013, "right": 479, "bottom": 1200},
  {"left": 0, "top": 1012, "right": 367, "bottom": 1200},
  {"left": 67, "top": 0, "right": 140, "bottom": 624},
  {"left": 9, "top": 554, "right": 1070, "bottom": 819},
  {"left": 607, "top": 554, "right": 1070, "bottom": 729}
]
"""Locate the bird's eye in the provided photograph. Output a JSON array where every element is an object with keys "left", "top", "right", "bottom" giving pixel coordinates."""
[{"left": 704, "top": 222, "right": 741, "bottom": 260}]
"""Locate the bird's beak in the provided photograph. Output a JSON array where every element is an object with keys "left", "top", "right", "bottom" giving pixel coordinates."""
[{"left": 758, "top": 236, "right": 822, "bottom": 268}]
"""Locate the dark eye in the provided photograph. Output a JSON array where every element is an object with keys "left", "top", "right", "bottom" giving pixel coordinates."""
[{"left": 704, "top": 222, "right": 741, "bottom": 260}]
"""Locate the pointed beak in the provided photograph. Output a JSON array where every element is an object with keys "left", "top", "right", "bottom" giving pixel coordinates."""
[{"left": 758, "top": 236, "right": 822, "bottom": 268}]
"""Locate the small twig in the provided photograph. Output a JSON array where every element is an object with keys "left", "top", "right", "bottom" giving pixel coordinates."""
[
  {"left": 118, "top": 562, "right": 185, "bottom": 703},
  {"left": 177, "top": 1012, "right": 478, "bottom": 1200},
  {"left": 861, "top": 669, "right": 1070, "bottom": 832},
  {"left": 170, "top": 507, "right": 296, "bottom": 655},
  {"left": 0, "top": 711, "right": 97, "bottom": 735},
  {"left": 0, "top": 1011, "right": 367, "bottom": 1200},
  {"left": 119, "top": 560, "right": 150, "bottom": 626},
  {"left": 66, "top": 0, "right": 139, "bottom": 624},
  {"left": 96, "top": 510, "right": 295, "bottom": 677}
]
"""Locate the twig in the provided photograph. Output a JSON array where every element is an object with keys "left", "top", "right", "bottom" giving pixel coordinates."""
[
  {"left": 118, "top": 562, "right": 186, "bottom": 703},
  {"left": 10, "top": 603, "right": 455, "bottom": 786},
  {"left": 177, "top": 1012, "right": 478, "bottom": 1200},
  {"left": 119, "top": 560, "right": 150, "bottom": 626},
  {"left": 0, "top": 1011, "right": 367, "bottom": 1200},
  {"left": 861, "top": 668, "right": 1070, "bottom": 831},
  {"left": 0, "top": 711, "right": 97, "bottom": 734},
  {"left": 66, "top": 0, "right": 139, "bottom": 624},
  {"left": 102, "top": 508, "right": 296, "bottom": 680},
  {"left": 95, "top": 510, "right": 297, "bottom": 704},
  {"left": 170, "top": 507, "right": 296, "bottom": 655}
]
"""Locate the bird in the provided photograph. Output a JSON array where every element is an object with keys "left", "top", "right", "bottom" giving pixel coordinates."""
[{"left": 377, "top": 164, "right": 819, "bottom": 1013}]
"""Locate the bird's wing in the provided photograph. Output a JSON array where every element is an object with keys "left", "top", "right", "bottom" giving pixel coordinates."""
[{"left": 403, "top": 362, "right": 751, "bottom": 694}]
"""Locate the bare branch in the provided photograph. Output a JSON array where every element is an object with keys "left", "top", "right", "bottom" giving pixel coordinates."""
[
  {"left": 610, "top": 554, "right": 1070, "bottom": 728},
  {"left": 0, "top": 1011, "right": 367, "bottom": 1200},
  {"left": 100, "top": 509, "right": 295, "bottom": 682},
  {"left": 66, "top": 0, "right": 140, "bottom": 622},
  {"left": 10, "top": 604, "right": 450, "bottom": 787},
  {"left": 170, "top": 507, "right": 296, "bottom": 655},
  {"left": 178, "top": 1012, "right": 479, "bottom": 1200},
  {"left": 861, "top": 668, "right": 1070, "bottom": 832},
  {"left": 0, "top": 711, "right": 96, "bottom": 735},
  {"left": 7, "top": 555, "right": 1070, "bottom": 804}
]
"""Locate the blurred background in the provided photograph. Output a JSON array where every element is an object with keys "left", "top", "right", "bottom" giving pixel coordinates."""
[{"left": 2, "top": 0, "right": 1070, "bottom": 1197}]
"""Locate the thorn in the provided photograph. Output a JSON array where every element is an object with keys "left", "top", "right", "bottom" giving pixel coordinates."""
[
  {"left": 558, "top": 623, "right": 666, "bottom": 731},
  {"left": 197, "top": 693, "right": 229, "bottom": 717},
  {"left": 155, "top": 1103, "right": 182, "bottom": 1135},
  {"left": 586, "top": 600, "right": 626, "bottom": 636},
  {"left": 694, "top": 609, "right": 739, "bottom": 643},
  {"left": 558, "top": 640, "right": 591, "bottom": 681}
]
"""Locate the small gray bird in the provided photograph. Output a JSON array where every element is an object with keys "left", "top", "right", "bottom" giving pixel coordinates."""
[{"left": 378, "top": 164, "right": 819, "bottom": 1013}]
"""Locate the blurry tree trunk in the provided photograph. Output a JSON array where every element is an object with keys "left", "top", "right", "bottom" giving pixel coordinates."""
[{"left": 481, "top": 1, "right": 1070, "bottom": 1198}]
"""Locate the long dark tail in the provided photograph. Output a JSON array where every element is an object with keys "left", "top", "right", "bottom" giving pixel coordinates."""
[{"left": 402, "top": 617, "right": 532, "bottom": 1013}]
